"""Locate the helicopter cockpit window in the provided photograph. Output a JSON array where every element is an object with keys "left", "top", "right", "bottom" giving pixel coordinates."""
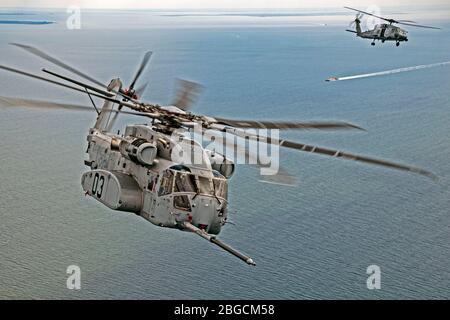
[
  {"left": 174, "top": 172, "right": 196, "bottom": 193},
  {"left": 213, "top": 178, "right": 228, "bottom": 199},
  {"left": 158, "top": 170, "right": 174, "bottom": 196},
  {"left": 197, "top": 176, "right": 215, "bottom": 196},
  {"left": 167, "top": 167, "right": 227, "bottom": 198},
  {"left": 212, "top": 170, "right": 228, "bottom": 199}
]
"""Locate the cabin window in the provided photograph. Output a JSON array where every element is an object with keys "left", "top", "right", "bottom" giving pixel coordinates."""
[{"left": 158, "top": 170, "right": 174, "bottom": 196}]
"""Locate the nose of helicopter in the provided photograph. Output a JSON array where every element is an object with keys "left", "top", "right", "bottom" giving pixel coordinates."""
[{"left": 190, "top": 195, "right": 224, "bottom": 235}]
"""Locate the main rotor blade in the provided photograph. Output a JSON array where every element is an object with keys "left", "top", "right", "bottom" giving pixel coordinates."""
[
  {"left": 0, "top": 65, "right": 143, "bottom": 112},
  {"left": 201, "top": 128, "right": 298, "bottom": 186},
  {"left": 9, "top": 43, "right": 145, "bottom": 104},
  {"left": 129, "top": 51, "right": 152, "bottom": 90},
  {"left": 172, "top": 79, "right": 203, "bottom": 111},
  {"left": 344, "top": 6, "right": 394, "bottom": 23},
  {"left": 42, "top": 68, "right": 114, "bottom": 98},
  {"left": 135, "top": 82, "right": 149, "bottom": 98},
  {"left": 0, "top": 96, "right": 151, "bottom": 118},
  {"left": 221, "top": 128, "right": 436, "bottom": 180},
  {"left": 10, "top": 43, "right": 107, "bottom": 88},
  {"left": 212, "top": 118, "right": 364, "bottom": 131},
  {"left": 279, "top": 140, "right": 435, "bottom": 179},
  {"left": 0, "top": 64, "right": 103, "bottom": 97},
  {"left": 397, "top": 22, "right": 441, "bottom": 29},
  {"left": 41, "top": 66, "right": 143, "bottom": 106},
  {"left": 0, "top": 96, "right": 96, "bottom": 112}
]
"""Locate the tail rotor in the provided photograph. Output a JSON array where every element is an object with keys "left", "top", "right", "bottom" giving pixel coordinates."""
[
  {"left": 349, "top": 13, "right": 363, "bottom": 28},
  {"left": 348, "top": 13, "right": 363, "bottom": 35}
]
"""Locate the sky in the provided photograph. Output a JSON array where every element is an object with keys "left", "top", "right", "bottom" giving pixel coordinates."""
[{"left": 0, "top": 0, "right": 448, "bottom": 9}]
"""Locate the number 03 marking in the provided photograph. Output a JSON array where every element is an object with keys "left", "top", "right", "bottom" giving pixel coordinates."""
[{"left": 92, "top": 173, "right": 105, "bottom": 198}]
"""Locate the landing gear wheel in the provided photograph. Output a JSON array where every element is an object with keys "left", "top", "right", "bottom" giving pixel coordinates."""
[
  {"left": 371, "top": 42, "right": 375, "bottom": 46},
  {"left": 396, "top": 42, "right": 400, "bottom": 47}
]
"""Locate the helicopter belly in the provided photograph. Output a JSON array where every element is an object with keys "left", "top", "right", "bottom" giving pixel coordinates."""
[{"left": 81, "top": 170, "right": 143, "bottom": 213}]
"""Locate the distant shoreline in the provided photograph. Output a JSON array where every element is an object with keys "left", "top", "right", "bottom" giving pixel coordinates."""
[{"left": 0, "top": 20, "right": 54, "bottom": 25}]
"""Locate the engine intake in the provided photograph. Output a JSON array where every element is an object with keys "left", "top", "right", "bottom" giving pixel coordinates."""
[
  {"left": 206, "top": 151, "right": 235, "bottom": 178},
  {"left": 119, "top": 138, "right": 157, "bottom": 166}
]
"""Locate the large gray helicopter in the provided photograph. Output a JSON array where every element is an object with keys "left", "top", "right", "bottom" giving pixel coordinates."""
[
  {"left": 345, "top": 6, "right": 440, "bottom": 47},
  {"left": 0, "top": 44, "right": 436, "bottom": 266}
]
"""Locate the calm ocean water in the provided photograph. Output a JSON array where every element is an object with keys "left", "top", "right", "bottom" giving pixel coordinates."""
[{"left": 0, "top": 7, "right": 449, "bottom": 299}]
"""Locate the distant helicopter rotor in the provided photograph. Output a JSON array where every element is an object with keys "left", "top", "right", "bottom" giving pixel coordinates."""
[{"left": 344, "top": 6, "right": 441, "bottom": 29}]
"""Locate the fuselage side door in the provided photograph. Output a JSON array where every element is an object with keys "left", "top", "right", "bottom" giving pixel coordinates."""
[{"left": 143, "top": 190, "right": 156, "bottom": 219}]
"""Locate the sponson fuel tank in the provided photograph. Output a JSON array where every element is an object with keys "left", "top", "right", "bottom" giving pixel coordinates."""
[{"left": 81, "top": 170, "right": 142, "bottom": 213}]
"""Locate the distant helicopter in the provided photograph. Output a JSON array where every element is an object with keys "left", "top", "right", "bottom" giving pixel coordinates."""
[
  {"left": 345, "top": 6, "right": 440, "bottom": 46},
  {"left": 0, "top": 44, "right": 436, "bottom": 266}
]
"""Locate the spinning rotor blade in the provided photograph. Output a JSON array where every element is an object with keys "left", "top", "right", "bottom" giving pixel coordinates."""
[
  {"left": 0, "top": 96, "right": 151, "bottom": 117},
  {"left": 396, "top": 22, "right": 440, "bottom": 29},
  {"left": 10, "top": 43, "right": 144, "bottom": 104},
  {"left": 0, "top": 96, "right": 96, "bottom": 112},
  {"left": 135, "top": 82, "right": 149, "bottom": 98},
  {"left": 172, "top": 79, "right": 203, "bottom": 111},
  {"left": 0, "top": 65, "right": 109, "bottom": 98},
  {"left": 201, "top": 129, "right": 298, "bottom": 186},
  {"left": 278, "top": 140, "right": 435, "bottom": 179},
  {"left": 212, "top": 118, "right": 364, "bottom": 131},
  {"left": 129, "top": 51, "right": 152, "bottom": 90},
  {"left": 42, "top": 68, "right": 115, "bottom": 97},
  {"left": 10, "top": 43, "right": 107, "bottom": 88},
  {"left": 0, "top": 65, "right": 155, "bottom": 114},
  {"left": 221, "top": 129, "right": 436, "bottom": 180},
  {"left": 344, "top": 6, "right": 391, "bottom": 23},
  {"left": 344, "top": 7, "right": 440, "bottom": 29},
  {"left": 257, "top": 169, "right": 299, "bottom": 187},
  {"left": 238, "top": 142, "right": 298, "bottom": 187}
]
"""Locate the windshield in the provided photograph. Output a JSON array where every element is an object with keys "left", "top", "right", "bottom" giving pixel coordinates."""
[
  {"left": 197, "top": 176, "right": 214, "bottom": 196},
  {"left": 174, "top": 171, "right": 196, "bottom": 193},
  {"left": 213, "top": 178, "right": 228, "bottom": 199},
  {"left": 168, "top": 169, "right": 228, "bottom": 199}
]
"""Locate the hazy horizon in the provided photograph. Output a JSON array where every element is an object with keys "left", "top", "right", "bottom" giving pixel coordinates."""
[{"left": 1, "top": 0, "right": 449, "bottom": 10}]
